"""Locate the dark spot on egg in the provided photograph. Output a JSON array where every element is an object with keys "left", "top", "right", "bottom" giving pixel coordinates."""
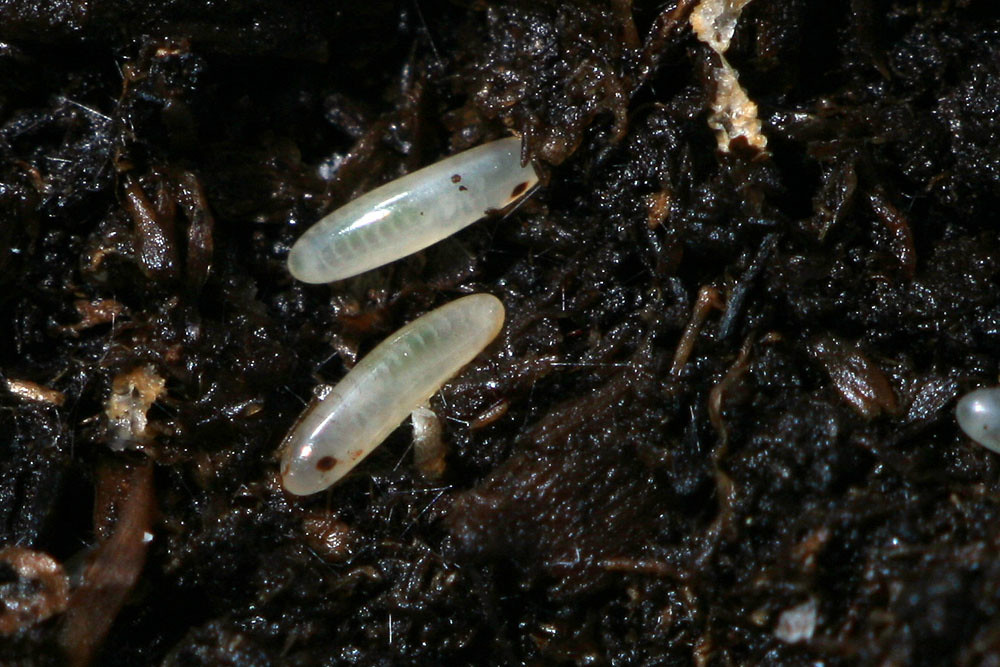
[
  {"left": 316, "top": 456, "right": 337, "bottom": 471},
  {"left": 459, "top": 185, "right": 468, "bottom": 191},
  {"left": 451, "top": 174, "right": 462, "bottom": 183},
  {"left": 511, "top": 181, "right": 529, "bottom": 198}
]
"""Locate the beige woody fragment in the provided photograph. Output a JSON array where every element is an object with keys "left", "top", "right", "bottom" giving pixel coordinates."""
[
  {"left": 690, "top": 0, "right": 767, "bottom": 153},
  {"left": 5, "top": 378, "right": 66, "bottom": 406}
]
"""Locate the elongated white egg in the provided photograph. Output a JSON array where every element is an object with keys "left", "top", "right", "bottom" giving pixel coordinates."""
[
  {"left": 280, "top": 293, "right": 505, "bottom": 495},
  {"left": 956, "top": 387, "right": 1000, "bottom": 453},
  {"left": 288, "top": 137, "right": 538, "bottom": 284}
]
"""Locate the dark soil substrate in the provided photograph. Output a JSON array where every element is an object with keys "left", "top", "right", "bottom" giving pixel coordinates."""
[{"left": 2, "top": 1, "right": 1000, "bottom": 664}]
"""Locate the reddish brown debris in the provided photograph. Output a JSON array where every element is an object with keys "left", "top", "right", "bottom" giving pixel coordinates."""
[
  {"left": 470, "top": 398, "right": 510, "bottom": 430},
  {"left": 123, "top": 176, "right": 180, "bottom": 281},
  {"left": 646, "top": 189, "right": 672, "bottom": 230},
  {"left": 59, "top": 462, "right": 155, "bottom": 667},
  {"left": 809, "top": 336, "right": 900, "bottom": 419},
  {"left": 868, "top": 188, "right": 917, "bottom": 279},
  {"left": 172, "top": 170, "right": 216, "bottom": 291},
  {"left": 301, "top": 513, "right": 356, "bottom": 563},
  {"left": 670, "top": 285, "right": 723, "bottom": 376},
  {"left": 64, "top": 298, "right": 126, "bottom": 333},
  {"left": 708, "top": 332, "right": 755, "bottom": 443}
]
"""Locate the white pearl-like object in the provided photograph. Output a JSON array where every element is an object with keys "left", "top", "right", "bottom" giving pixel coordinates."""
[
  {"left": 956, "top": 387, "right": 1000, "bottom": 453},
  {"left": 288, "top": 137, "right": 539, "bottom": 284},
  {"left": 280, "top": 294, "right": 505, "bottom": 495}
]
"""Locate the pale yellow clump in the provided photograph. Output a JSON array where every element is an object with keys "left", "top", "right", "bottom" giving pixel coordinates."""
[
  {"left": 106, "top": 365, "right": 166, "bottom": 450},
  {"left": 690, "top": 0, "right": 767, "bottom": 153}
]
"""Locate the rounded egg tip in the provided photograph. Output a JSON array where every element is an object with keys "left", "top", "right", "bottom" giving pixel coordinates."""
[
  {"left": 286, "top": 241, "right": 321, "bottom": 284},
  {"left": 281, "top": 458, "right": 333, "bottom": 496},
  {"left": 280, "top": 469, "right": 314, "bottom": 497},
  {"left": 469, "top": 291, "right": 504, "bottom": 314},
  {"left": 462, "top": 293, "right": 505, "bottom": 337},
  {"left": 956, "top": 386, "right": 1000, "bottom": 453},
  {"left": 287, "top": 232, "right": 361, "bottom": 284},
  {"left": 280, "top": 439, "right": 337, "bottom": 496}
]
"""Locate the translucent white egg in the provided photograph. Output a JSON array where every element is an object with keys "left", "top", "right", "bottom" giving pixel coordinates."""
[
  {"left": 279, "top": 294, "right": 505, "bottom": 495},
  {"left": 288, "top": 137, "right": 538, "bottom": 284}
]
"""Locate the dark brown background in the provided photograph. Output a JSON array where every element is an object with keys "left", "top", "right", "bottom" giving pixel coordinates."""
[{"left": 1, "top": 0, "right": 999, "bottom": 664}]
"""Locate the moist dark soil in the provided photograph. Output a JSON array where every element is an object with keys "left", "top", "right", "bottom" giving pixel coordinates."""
[{"left": 2, "top": 1, "right": 1000, "bottom": 665}]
